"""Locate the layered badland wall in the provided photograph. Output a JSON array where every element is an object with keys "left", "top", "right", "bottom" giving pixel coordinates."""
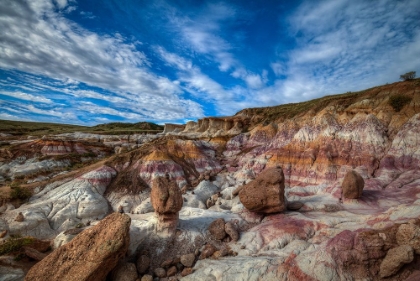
[{"left": 2, "top": 79, "right": 420, "bottom": 280}]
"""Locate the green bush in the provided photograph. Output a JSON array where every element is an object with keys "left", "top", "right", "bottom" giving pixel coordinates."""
[
  {"left": 388, "top": 95, "right": 412, "bottom": 112},
  {"left": 0, "top": 236, "right": 34, "bottom": 256},
  {"left": 10, "top": 186, "right": 32, "bottom": 200}
]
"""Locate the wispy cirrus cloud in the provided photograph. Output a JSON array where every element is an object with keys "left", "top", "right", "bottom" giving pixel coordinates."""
[
  {"left": 0, "top": 0, "right": 204, "bottom": 124},
  {"left": 274, "top": 0, "right": 420, "bottom": 102}
]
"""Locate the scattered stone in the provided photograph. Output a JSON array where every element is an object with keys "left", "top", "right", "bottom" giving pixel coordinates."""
[
  {"left": 176, "top": 262, "right": 184, "bottom": 271},
  {"left": 287, "top": 201, "right": 304, "bottom": 211},
  {"left": 167, "top": 266, "right": 177, "bottom": 277},
  {"left": 110, "top": 262, "right": 138, "bottom": 281},
  {"left": 64, "top": 228, "right": 83, "bottom": 235},
  {"left": 161, "top": 258, "right": 173, "bottom": 267},
  {"left": 23, "top": 247, "right": 47, "bottom": 261},
  {"left": 239, "top": 167, "right": 286, "bottom": 213},
  {"left": 206, "top": 197, "right": 215, "bottom": 208},
  {"left": 225, "top": 222, "right": 239, "bottom": 242},
  {"left": 396, "top": 223, "right": 420, "bottom": 254},
  {"left": 232, "top": 185, "right": 244, "bottom": 197},
  {"left": 180, "top": 253, "right": 195, "bottom": 268},
  {"left": 208, "top": 218, "right": 226, "bottom": 240},
  {"left": 342, "top": 170, "right": 364, "bottom": 199},
  {"left": 212, "top": 248, "right": 228, "bottom": 259},
  {"left": 140, "top": 275, "right": 153, "bottom": 281},
  {"left": 154, "top": 267, "right": 166, "bottom": 278},
  {"left": 136, "top": 255, "right": 150, "bottom": 274},
  {"left": 379, "top": 245, "right": 414, "bottom": 278},
  {"left": 25, "top": 213, "right": 131, "bottom": 281},
  {"left": 181, "top": 268, "right": 193, "bottom": 277},
  {"left": 15, "top": 212, "right": 24, "bottom": 222},
  {"left": 199, "top": 244, "right": 217, "bottom": 260}
]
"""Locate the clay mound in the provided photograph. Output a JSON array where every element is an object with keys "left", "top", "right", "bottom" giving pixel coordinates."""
[{"left": 25, "top": 213, "right": 131, "bottom": 281}]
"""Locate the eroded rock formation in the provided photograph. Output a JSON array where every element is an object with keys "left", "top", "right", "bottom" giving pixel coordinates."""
[
  {"left": 25, "top": 213, "right": 131, "bottom": 281},
  {"left": 151, "top": 174, "right": 183, "bottom": 236},
  {"left": 239, "top": 167, "right": 286, "bottom": 213}
]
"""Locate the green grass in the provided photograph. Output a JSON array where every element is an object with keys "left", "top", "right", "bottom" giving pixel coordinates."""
[
  {"left": 0, "top": 236, "right": 35, "bottom": 256},
  {"left": 0, "top": 120, "right": 164, "bottom": 136},
  {"left": 239, "top": 91, "right": 361, "bottom": 124}
]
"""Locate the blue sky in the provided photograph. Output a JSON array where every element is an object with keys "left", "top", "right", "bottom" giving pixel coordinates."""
[{"left": 1, "top": 0, "right": 419, "bottom": 126}]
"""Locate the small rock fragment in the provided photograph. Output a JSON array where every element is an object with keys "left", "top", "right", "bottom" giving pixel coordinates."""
[
  {"left": 396, "top": 223, "right": 420, "bottom": 254},
  {"left": 180, "top": 253, "right": 195, "bottom": 268},
  {"left": 208, "top": 218, "right": 226, "bottom": 240},
  {"left": 167, "top": 266, "right": 177, "bottom": 277},
  {"left": 136, "top": 255, "right": 150, "bottom": 274},
  {"left": 225, "top": 222, "right": 239, "bottom": 242},
  {"left": 199, "top": 244, "right": 217, "bottom": 259},
  {"left": 181, "top": 268, "right": 193, "bottom": 277},
  {"left": 140, "top": 275, "right": 153, "bottom": 281},
  {"left": 23, "top": 247, "right": 47, "bottom": 261},
  {"left": 15, "top": 212, "right": 24, "bottom": 222},
  {"left": 110, "top": 262, "right": 138, "bottom": 281},
  {"left": 287, "top": 201, "right": 304, "bottom": 211},
  {"left": 379, "top": 245, "right": 414, "bottom": 278},
  {"left": 154, "top": 267, "right": 166, "bottom": 278}
]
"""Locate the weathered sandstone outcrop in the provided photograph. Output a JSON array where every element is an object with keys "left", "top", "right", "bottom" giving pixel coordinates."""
[
  {"left": 25, "top": 213, "right": 131, "bottom": 281},
  {"left": 239, "top": 167, "right": 286, "bottom": 213}
]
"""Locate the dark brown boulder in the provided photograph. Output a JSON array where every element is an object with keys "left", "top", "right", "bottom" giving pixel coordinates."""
[
  {"left": 239, "top": 167, "right": 286, "bottom": 213},
  {"left": 342, "top": 170, "right": 364, "bottom": 199},
  {"left": 208, "top": 218, "right": 226, "bottom": 240},
  {"left": 25, "top": 213, "right": 131, "bottom": 281}
]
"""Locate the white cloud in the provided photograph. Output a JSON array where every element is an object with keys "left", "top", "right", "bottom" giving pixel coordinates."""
[
  {"left": 0, "top": 91, "right": 53, "bottom": 103},
  {"left": 275, "top": 0, "right": 420, "bottom": 102},
  {"left": 0, "top": 0, "right": 204, "bottom": 122}
]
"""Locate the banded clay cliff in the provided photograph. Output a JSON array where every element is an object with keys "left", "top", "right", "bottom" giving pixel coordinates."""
[{"left": 1, "top": 78, "right": 420, "bottom": 280}]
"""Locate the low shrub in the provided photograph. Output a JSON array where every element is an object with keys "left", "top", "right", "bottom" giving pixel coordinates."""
[
  {"left": 10, "top": 186, "right": 32, "bottom": 200},
  {"left": 388, "top": 95, "right": 412, "bottom": 112}
]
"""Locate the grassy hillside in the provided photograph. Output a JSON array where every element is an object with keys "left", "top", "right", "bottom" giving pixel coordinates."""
[
  {"left": 237, "top": 78, "right": 420, "bottom": 126},
  {"left": 0, "top": 120, "right": 163, "bottom": 136}
]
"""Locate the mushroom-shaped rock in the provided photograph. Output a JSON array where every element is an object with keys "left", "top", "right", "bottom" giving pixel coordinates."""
[
  {"left": 342, "top": 170, "right": 364, "bottom": 199},
  {"left": 151, "top": 174, "right": 183, "bottom": 236},
  {"left": 25, "top": 213, "right": 131, "bottom": 281},
  {"left": 239, "top": 167, "right": 286, "bottom": 213},
  {"left": 379, "top": 245, "right": 414, "bottom": 278}
]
